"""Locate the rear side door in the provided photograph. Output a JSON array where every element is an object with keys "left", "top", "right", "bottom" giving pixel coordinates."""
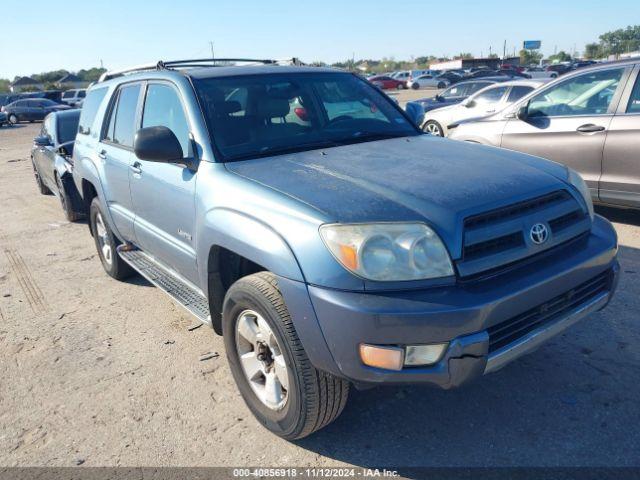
[
  {"left": 98, "top": 83, "right": 143, "bottom": 242},
  {"left": 500, "top": 66, "right": 630, "bottom": 194},
  {"left": 600, "top": 64, "right": 640, "bottom": 207},
  {"left": 129, "top": 81, "right": 198, "bottom": 283}
]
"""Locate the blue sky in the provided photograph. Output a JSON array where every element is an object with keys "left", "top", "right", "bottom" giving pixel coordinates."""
[{"left": 1, "top": 0, "right": 638, "bottom": 79}]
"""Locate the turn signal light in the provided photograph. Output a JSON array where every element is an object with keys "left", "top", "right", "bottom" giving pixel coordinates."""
[{"left": 359, "top": 344, "right": 404, "bottom": 371}]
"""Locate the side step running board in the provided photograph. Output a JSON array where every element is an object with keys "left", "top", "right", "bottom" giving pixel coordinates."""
[{"left": 117, "top": 245, "right": 211, "bottom": 325}]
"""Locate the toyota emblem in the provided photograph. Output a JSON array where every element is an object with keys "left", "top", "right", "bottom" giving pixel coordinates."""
[{"left": 530, "top": 223, "right": 549, "bottom": 245}]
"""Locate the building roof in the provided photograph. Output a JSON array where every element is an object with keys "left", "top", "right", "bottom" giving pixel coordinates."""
[
  {"left": 10, "top": 76, "right": 39, "bottom": 86},
  {"left": 58, "top": 73, "right": 83, "bottom": 83}
]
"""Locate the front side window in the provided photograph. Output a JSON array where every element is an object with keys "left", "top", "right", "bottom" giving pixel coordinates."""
[
  {"left": 142, "top": 84, "right": 190, "bottom": 157},
  {"left": 440, "top": 84, "right": 467, "bottom": 98},
  {"left": 193, "top": 72, "right": 418, "bottom": 161},
  {"left": 62, "top": 91, "right": 74, "bottom": 99},
  {"left": 473, "top": 86, "right": 508, "bottom": 105},
  {"left": 626, "top": 75, "right": 640, "bottom": 114},
  {"left": 528, "top": 68, "right": 624, "bottom": 117},
  {"left": 106, "top": 84, "right": 141, "bottom": 147},
  {"left": 78, "top": 90, "right": 86, "bottom": 98}
]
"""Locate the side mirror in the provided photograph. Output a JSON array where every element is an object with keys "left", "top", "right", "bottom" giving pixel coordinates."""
[
  {"left": 462, "top": 98, "right": 475, "bottom": 108},
  {"left": 516, "top": 104, "right": 529, "bottom": 120},
  {"left": 34, "top": 136, "right": 51, "bottom": 147},
  {"left": 134, "top": 126, "right": 184, "bottom": 163}
]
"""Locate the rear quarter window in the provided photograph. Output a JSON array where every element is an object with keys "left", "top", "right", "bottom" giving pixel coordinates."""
[{"left": 78, "top": 87, "right": 109, "bottom": 135}]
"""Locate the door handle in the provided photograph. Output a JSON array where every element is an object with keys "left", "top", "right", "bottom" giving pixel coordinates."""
[
  {"left": 130, "top": 162, "right": 142, "bottom": 175},
  {"left": 576, "top": 124, "right": 605, "bottom": 133},
  {"left": 98, "top": 150, "right": 107, "bottom": 160}
]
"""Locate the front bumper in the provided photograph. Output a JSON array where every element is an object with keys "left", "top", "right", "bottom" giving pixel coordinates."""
[{"left": 286, "top": 215, "right": 619, "bottom": 389}]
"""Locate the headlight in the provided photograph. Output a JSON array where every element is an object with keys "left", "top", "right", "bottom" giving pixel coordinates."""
[
  {"left": 567, "top": 168, "right": 594, "bottom": 219},
  {"left": 319, "top": 223, "right": 454, "bottom": 281}
]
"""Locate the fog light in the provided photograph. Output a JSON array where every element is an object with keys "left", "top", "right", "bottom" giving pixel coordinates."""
[
  {"left": 359, "top": 344, "right": 404, "bottom": 371},
  {"left": 404, "top": 344, "right": 448, "bottom": 366}
]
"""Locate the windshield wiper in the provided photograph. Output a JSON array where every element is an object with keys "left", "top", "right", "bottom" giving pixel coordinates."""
[{"left": 226, "top": 140, "right": 341, "bottom": 162}]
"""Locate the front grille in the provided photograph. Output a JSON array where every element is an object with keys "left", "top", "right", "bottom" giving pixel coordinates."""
[
  {"left": 457, "top": 190, "right": 591, "bottom": 278},
  {"left": 487, "top": 269, "right": 612, "bottom": 353}
]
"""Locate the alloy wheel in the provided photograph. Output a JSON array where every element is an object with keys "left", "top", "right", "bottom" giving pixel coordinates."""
[{"left": 235, "top": 309, "right": 289, "bottom": 411}]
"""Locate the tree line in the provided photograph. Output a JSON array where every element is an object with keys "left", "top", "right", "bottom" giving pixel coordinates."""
[{"left": 0, "top": 68, "right": 106, "bottom": 93}]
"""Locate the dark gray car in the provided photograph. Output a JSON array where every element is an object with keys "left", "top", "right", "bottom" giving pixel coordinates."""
[
  {"left": 31, "top": 109, "right": 85, "bottom": 221},
  {"left": 3, "top": 98, "right": 70, "bottom": 124},
  {"left": 449, "top": 59, "right": 640, "bottom": 209}
]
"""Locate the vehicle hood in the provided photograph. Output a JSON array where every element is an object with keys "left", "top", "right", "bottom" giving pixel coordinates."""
[{"left": 225, "top": 135, "right": 568, "bottom": 250}]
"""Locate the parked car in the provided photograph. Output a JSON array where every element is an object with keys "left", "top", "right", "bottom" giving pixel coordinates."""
[
  {"left": 407, "top": 74, "right": 450, "bottom": 90},
  {"left": 500, "top": 63, "right": 525, "bottom": 73},
  {"left": 1, "top": 98, "right": 70, "bottom": 124},
  {"left": 368, "top": 75, "right": 406, "bottom": 90},
  {"left": 546, "top": 63, "right": 573, "bottom": 75},
  {"left": 61, "top": 89, "right": 87, "bottom": 107},
  {"left": 435, "top": 71, "right": 463, "bottom": 85},
  {"left": 393, "top": 69, "right": 438, "bottom": 86},
  {"left": 466, "top": 69, "right": 531, "bottom": 79},
  {"left": 523, "top": 66, "right": 559, "bottom": 79},
  {"left": 422, "top": 79, "right": 545, "bottom": 135},
  {"left": 30, "top": 110, "right": 84, "bottom": 221},
  {"left": 404, "top": 80, "right": 499, "bottom": 125},
  {"left": 73, "top": 59, "right": 618, "bottom": 440},
  {"left": 449, "top": 59, "right": 640, "bottom": 209}
]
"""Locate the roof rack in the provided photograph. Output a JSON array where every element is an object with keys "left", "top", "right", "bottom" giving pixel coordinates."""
[{"left": 98, "top": 57, "right": 304, "bottom": 82}]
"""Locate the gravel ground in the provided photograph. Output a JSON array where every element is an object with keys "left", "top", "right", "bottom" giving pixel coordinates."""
[{"left": 0, "top": 124, "right": 639, "bottom": 468}]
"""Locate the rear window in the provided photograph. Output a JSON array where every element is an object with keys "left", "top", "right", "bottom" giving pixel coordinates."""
[
  {"left": 78, "top": 87, "right": 108, "bottom": 135},
  {"left": 57, "top": 113, "right": 81, "bottom": 144},
  {"left": 507, "top": 86, "right": 534, "bottom": 102},
  {"left": 62, "top": 91, "right": 75, "bottom": 99}
]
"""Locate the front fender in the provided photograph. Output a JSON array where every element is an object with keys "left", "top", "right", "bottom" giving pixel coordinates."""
[{"left": 196, "top": 207, "right": 305, "bottom": 291}]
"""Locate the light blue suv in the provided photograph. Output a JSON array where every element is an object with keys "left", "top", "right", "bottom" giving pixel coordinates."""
[{"left": 72, "top": 58, "right": 619, "bottom": 439}]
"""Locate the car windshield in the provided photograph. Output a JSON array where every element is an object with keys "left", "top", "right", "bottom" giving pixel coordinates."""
[
  {"left": 57, "top": 114, "right": 80, "bottom": 144},
  {"left": 193, "top": 72, "right": 419, "bottom": 161}
]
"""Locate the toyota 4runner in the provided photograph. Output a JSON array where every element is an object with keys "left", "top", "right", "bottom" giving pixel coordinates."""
[{"left": 72, "top": 58, "right": 619, "bottom": 439}]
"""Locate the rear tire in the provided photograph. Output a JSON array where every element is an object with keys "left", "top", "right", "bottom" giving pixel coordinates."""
[
  {"left": 411, "top": 83, "right": 420, "bottom": 90},
  {"left": 89, "top": 197, "right": 134, "bottom": 280},
  {"left": 423, "top": 120, "right": 444, "bottom": 137},
  {"left": 437, "top": 82, "right": 446, "bottom": 89},
  {"left": 223, "top": 272, "right": 349, "bottom": 440}
]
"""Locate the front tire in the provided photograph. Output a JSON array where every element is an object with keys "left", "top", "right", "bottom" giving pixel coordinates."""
[
  {"left": 32, "top": 160, "right": 52, "bottom": 195},
  {"left": 223, "top": 272, "right": 349, "bottom": 440},
  {"left": 89, "top": 198, "right": 134, "bottom": 280},
  {"left": 411, "top": 83, "right": 420, "bottom": 90},
  {"left": 8, "top": 114, "right": 18, "bottom": 125},
  {"left": 437, "top": 82, "right": 446, "bottom": 89},
  {"left": 423, "top": 120, "right": 444, "bottom": 136}
]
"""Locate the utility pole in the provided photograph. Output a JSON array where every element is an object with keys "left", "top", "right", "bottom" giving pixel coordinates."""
[
  {"left": 503, "top": 40, "right": 507, "bottom": 60},
  {"left": 100, "top": 59, "right": 103, "bottom": 69},
  {"left": 209, "top": 41, "right": 215, "bottom": 59}
]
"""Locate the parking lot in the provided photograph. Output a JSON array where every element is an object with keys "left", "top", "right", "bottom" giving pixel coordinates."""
[{"left": 0, "top": 123, "right": 639, "bottom": 468}]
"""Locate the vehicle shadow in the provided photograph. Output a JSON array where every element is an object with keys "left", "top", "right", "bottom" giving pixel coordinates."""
[
  {"left": 596, "top": 205, "right": 640, "bottom": 227},
  {"left": 295, "top": 243, "right": 640, "bottom": 469}
]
